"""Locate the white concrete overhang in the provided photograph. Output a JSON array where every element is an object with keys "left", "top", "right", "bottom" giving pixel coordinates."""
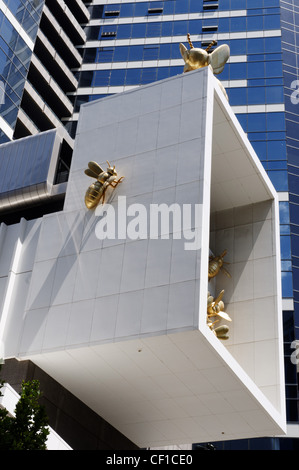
[{"left": 8, "top": 68, "right": 286, "bottom": 448}]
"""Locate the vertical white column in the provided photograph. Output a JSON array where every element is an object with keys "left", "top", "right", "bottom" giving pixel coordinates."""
[{"left": 0, "top": 218, "right": 26, "bottom": 361}]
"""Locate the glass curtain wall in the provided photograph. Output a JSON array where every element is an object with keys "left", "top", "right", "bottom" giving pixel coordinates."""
[{"left": 0, "top": 0, "right": 44, "bottom": 143}]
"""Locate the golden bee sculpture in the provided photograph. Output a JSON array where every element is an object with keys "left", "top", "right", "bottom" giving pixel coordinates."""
[
  {"left": 179, "top": 34, "right": 230, "bottom": 99},
  {"left": 208, "top": 249, "right": 231, "bottom": 280},
  {"left": 207, "top": 290, "right": 231, "bottom": 341},
  {"left": 84, "top": 160, "right": 124, "bottom": 209},
  {"left": 207, "top": 249, "right": 232, "bottom": 341}
]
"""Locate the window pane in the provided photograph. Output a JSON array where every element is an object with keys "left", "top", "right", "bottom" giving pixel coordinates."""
[
  {"left": 132, "top": 23, "right": 146, "bottom": 38},
  {"left": 268, "top": 170, "right": 289, "bottom": 191},
  {"left": 247, "top": 15, "right": 263, "bottom": 31},
  {"left": 267, "top": 140, "right": 287, "bottom": 160},
  {"left": 282, "top": 272, "right": 293, "bottom": 298},
  {"left": 173, "top": 20, "right": 188, "bottom": 36},
  {"left": 265, "top": 84, "right": 284, "bottom": 103},
  {"left": 129, "top": 45, "right": 144, "bottom": 61},
  {"left": 114, "top": 46, "right": 129, "bottom": 62},
  {"left": 230, "top": 39, "right": 246, "bottom": 55},
  {"left": 247, "top": 62, "right": 265, "bottom": 78},
  {"left": 143, "top": 46, "right": 159, "bottom": 60},
  {"left": 248, "top": 38, "right": 264, "bottom": 54},
  {"left": 126, "top": 68, "right": 141, "bottom": 85},
  {"left": 110, "top": 69, "right": 126, "bottom": 86},
  {"left": 146, "top": 22, "right": 162, "bottom": 37},
  {"left": 159, "top": 43, "right": 171, "bottom": 60},
  {"left": 120, "top": 3, "right": 135, "bottom": 16},
  {"left": 141, "top": 67, "right": 157, "bottom": 84},
  {"left": 252, "top": 141, "right": 267, "bottom": 160},
  {"left": 229, "top": 87, "right": 247, "bottom": 105},
  {"left": 248, "top": 113, "right": 266, "bottom": 132},
  {"left": 93, "top": 70, "right": 111, "bottom": 87},
  {"left": 97, "top": 48, "right": 114, "bottom": 63},
  {"left": 229, "top": 63, "right": 247, "bottom": 79},
  {"left": 267, "top": 112, "right": 285, "bottom": 131},
  {"left": 248, "top": 86, "right": 265, "bottom": 104},
  {"left": 230, "top": 17, "right": 246, "bottom": 32},
  {"left": 117, "top": 24, "right": 132, "bottom": 39},
  {"left": 134, "top": 2, "right": 149, "bottom": 16}
]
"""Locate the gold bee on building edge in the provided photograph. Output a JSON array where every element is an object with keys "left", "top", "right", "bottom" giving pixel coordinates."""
[
  {"left": 179, "top": 34, "right": 230, "bottom": 99},
  {"left": 208, "top": 249, "right": 231, "bottom": 280},
  {"left": 207, "top": 290, "right": 232, "bottom": 341},
  {"left": 207, "top": 249, "right": 232, "bottom": 341},
  {"left": 84, "top": 160, "right": 124, "bottom": 209}
]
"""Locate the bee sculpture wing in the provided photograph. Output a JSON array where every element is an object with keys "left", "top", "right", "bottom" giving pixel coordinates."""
[
  {"left": 179, "top": 43, "right": 189, "bottom": 59},
  {"left": 88, "top": 161, "right": 105, "bottom": 176},
  {"left": 85, "top": 168, "right": 100, "bottom": 179},
  {"left": 210, "top": 44, "right": 230, "bottom": 75},
  {"left": 214, "top": 289, "right": 225, "bottom": 304},
  {"left": 216, "top": 311, "right": 232, "bottom": 322},
  {"left": 221, "top": 266, "right": 232, "bottom": 278}
]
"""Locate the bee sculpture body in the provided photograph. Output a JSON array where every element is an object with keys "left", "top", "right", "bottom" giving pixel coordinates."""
[
  {"left": 179, "top": 34, "right": 230, "bottom": 99},
  {"left": 207, "top": 290, "right": 232, "bottom": 341},
  {"left": 84, "top": 161, "right": 124, "bottom": 209},
  {"left": 207, "top": 250, "right": 232, "bottom": 341},
  {"left": 208, "top": 249, "right": 231, "bottom": 280}
]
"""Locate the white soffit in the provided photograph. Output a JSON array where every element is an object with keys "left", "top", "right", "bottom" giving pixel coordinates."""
[{"left": 31, "top": 329, "right": 286, "bottom": 449}]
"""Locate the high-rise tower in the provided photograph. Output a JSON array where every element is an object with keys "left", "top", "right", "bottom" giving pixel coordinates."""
[{"left": 0, "top": 0, "right": 89, "bottom": 143}]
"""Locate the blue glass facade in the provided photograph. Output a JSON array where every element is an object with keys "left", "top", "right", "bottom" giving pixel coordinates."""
[
  {"left": 280, "top": 0, "right": 299, "bottom": 426},
  {"left": 74, "top": 0, "right": 299, "bottom": 443},
  {"left": 0, "top": 0, "right": 44, "bottom": 143}
]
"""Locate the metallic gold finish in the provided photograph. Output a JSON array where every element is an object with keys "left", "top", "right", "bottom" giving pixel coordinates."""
[
  {"left": 179, "top": 34, "right": 230, "bottom": 99},
  {"left": 213, "top": 325, "right": 229, "bottom": 341},
  {"left": 207, "top": 290, "right": 232, "bottom": 322},
  {"left": 207, "top": 290, "right": 231, "bottom": 341},
  {"left": 208, "top": 249, "right": 231, "bottom": 280},
  {"left": 179, "top": 40, "right": 210, "bottom": 73},
  {"left": 84, "top": 160, "right": 124, "bottom": 209},
  {"left": 179, "top": 34, "right": 230, "bottom": 74},
  {"left": 187, "top": 33, "right": 194, "bottom": 50}
]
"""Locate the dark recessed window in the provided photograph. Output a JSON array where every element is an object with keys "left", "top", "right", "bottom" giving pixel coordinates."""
[
  {"left": 101, "top": 31, "right": 117, "bottom": 37},
  {"left": 202, "top": 25, "right": 218, "bottom": 32},
  {"left": 148, "top": 7, "right": 163, "bottom": 14},
  {"left": 105, "top": 10, "right": 120, "bottom": 17}
]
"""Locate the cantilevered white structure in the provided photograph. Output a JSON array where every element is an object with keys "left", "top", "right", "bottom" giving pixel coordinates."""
[{"left": 0, "top": 67, "right": 286, "bottom": 447}]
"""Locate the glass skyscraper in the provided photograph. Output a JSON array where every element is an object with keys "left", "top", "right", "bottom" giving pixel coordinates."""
[
  {"left": 0, "top": 0, "right": 44, "bottom": 143},
  {"left": 0, "top": 0, "right": 89, "bottom": 144},
  {"left": 68, "top": 0, "right": 299, "bottom": 448}
]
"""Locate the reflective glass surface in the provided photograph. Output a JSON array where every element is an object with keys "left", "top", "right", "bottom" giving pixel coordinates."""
[{"left": 0, "top": 1, "right": 44, "bottom": 137}]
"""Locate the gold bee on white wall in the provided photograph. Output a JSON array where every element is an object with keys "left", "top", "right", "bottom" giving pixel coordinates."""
[
  {"left": 207, "top": 290, "right": 232, "bottom": 341},
  {"left": 84, "top": 161, "right": 124, "bottom": 209},
  {"left": 208, "top": 249, "right": 231, "bottom": 280}
]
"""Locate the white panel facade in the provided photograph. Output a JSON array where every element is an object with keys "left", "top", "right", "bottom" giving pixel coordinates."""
[{"left": 0, "top": 67, "right": 286, "bottom": 447}]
